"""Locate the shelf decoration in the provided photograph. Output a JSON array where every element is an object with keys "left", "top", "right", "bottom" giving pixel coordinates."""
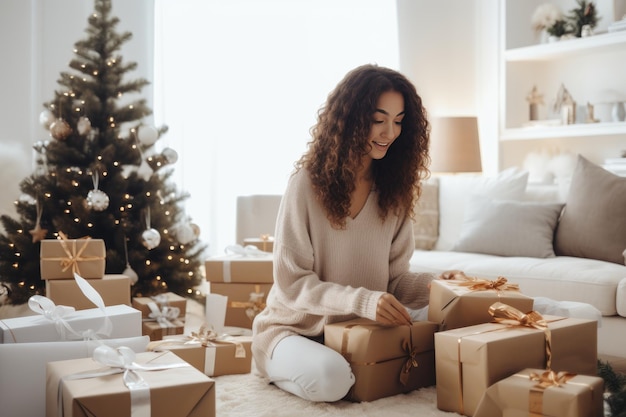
[
  {"left": 553, "top": 84, "right": 576, "bottom": 125},
  {"left": 526, "top": 85, "right": 544, "bottom": 121},
  {"left": 531, "top": 3, "right": 564, "bottom": 43},
  {"left": 567, "top": 0, "right": 600, "bottom": 37}
]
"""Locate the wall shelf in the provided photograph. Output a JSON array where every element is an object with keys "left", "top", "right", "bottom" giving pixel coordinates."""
[{"left": 501, "top": 121, "right": 626, "bottom": 141}]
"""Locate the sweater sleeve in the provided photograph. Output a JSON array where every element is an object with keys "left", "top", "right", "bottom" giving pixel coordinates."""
[
  {"left": 270, "top": 171, "right": 383, "bottom": 320},
  {"left": 387, "top": 213, "right": 434, "bottom": 309}
]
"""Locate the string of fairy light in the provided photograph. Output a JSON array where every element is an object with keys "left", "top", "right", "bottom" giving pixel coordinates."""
[{"left": 7, "top": 32, "right": 202, "bottom": 297}]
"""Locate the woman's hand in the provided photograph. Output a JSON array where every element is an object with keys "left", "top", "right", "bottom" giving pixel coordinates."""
[
  {"left": 438, "top": 270, "right": 467, "bottom": 280},
  {"left": 375, "top": 293, "right": 412, "bottom": 326}
]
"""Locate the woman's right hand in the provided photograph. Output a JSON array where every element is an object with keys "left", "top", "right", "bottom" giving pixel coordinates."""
[
  {"left": 438, "top": 270, "right": 467, "bottom": 280},
  {"left": 375, "top": 293, "right": 412, "bottom": 326}
]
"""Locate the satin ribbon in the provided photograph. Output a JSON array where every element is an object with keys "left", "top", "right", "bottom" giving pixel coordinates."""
[
  {"left": 144, "top": 302, "right": 181, "bottom": 329},
  {"left": 224, "top": 244, "right": 268, "bottom": 257},
  {"left": 44, "top": 232, "right": 105, "bottom": 276},
  {"left": 340, "top": 322, "right": 419, "bottom": 387},
  {"left": 57, "top": 345, "right": 190, "bottom": 417},
  {"left": 230, "top": 285, "right": 266, "bottom": 321},
  {"left": 19, "top": 273, "right": 112, "bottom": 341},
  {"left": 147, "top": 325, "right": 247, "bottom": 375},
  {"left": 453, "top": 275, "right": 520, "bottom": 292},
  {"left": 516, "top": 370, "right": 578, "bottom": 416}
]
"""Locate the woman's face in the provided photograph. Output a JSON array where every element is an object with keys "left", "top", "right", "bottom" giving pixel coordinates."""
[{"left": 366, "top": 90, "right": 404, "bottom": 161}]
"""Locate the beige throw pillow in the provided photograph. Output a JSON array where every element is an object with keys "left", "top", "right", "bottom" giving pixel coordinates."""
[
  {"left": 453, "top": 195, "right": 564, "bottom": 258},
  {"left": 413, "top": 177, "right": 439, "bottom": 250},
  {"left": 554, "top": 155, "right": 626, "bottom": 264}
]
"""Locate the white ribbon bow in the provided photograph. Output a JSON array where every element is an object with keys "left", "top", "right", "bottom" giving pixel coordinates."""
[{"left": 224, "top": 244, "right": 268, "bottom": 257}]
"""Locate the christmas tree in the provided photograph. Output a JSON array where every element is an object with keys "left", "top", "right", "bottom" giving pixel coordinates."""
[{"left": 0, "top": 0, "right": 206, "bottom": 305}]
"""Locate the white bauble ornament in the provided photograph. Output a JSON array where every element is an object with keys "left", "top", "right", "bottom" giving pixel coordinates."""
[
  {"left": 18, "top": 193, "right": 37, "bottom": 205},
  {"left": 86, "top": 189, "right": 110, "bottom": 211},
  {"left": 176, "top": 223, "right": 195, "bottom": 245},
  {"left": 190, "top": 223, "right": 201, "bottom": 239},
  {"left": 77, "top": 116, "right": 92, "bottom": 135},
  {"left": 137, "top": 125, "right": 159, "bottom": 146},
  {"left": 49, "top": 118, "right": 72, "bottom": 140},
  {"left": 123, "top": 264, "right": 139, "bottom": 285},
  {"left": 39, "top": 109, "right": 55, "bottom": 129},
  {"left": 162, "top": 147, "right": 178, "bottom": 164},
  {"left": 141, "top": 228, "right": 161, "bottom": 250}
]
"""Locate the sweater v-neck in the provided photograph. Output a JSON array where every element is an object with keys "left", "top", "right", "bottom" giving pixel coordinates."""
[{"left": 347, "top": 189, "right": 374, "bottom": 222}]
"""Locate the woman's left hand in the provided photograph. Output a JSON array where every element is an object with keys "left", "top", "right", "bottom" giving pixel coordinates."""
[{"left": 438, "top": 270, "right": 467, "bottom": 280}]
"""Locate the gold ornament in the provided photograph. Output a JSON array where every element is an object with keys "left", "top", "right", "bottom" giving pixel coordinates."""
[
  {"left": 49, "top": 118, "right": 72, "bottom": 140},
  {"left": 29, "top": 223, "right": 48, "bottom": 243}
]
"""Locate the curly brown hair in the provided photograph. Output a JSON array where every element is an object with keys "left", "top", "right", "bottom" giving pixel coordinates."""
[{"left": 295, "top": 64, "right": 430, "bottom": 228}]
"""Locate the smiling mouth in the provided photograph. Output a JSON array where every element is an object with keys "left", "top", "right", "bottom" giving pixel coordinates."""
[{"left": 373, "top": 141, "right": 389, "bottom": 147}]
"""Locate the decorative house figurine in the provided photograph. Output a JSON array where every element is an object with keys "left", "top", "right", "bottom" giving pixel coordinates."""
[
  {"left": 526, "top": 85, "right": 544, "bottom": 120},
  {"left": 553, "top": 84, "right": 576, "bottom": 124}
]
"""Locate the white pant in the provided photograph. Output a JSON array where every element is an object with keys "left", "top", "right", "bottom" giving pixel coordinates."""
[{"left": 265, "top": 335, "right": 355, "bottom": 402}]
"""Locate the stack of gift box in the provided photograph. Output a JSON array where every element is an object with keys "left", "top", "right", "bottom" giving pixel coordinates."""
[
  {"left": 318, "top": 274, "right": 604, "bottom": 416},
  {"left": 0, "top": 234, "right": 216, "bottom": 417},
  {"left": 205, "top": 242, "right": 274, "bottom": 329}
]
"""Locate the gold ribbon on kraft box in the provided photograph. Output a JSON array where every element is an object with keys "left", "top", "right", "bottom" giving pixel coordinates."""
[
  {"left": 40, "top": 232, "right": 105, "bottom": 279},
  {"left": 453, "top": 275, "right": 520, "bottom": 292},
  {"left": 230, "top": 284, "right": 267, "bottom": 322}
]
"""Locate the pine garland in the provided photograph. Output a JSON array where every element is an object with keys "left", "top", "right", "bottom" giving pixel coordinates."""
[{"left": 599, "top": 359, "right": 626, "bottom": 417}]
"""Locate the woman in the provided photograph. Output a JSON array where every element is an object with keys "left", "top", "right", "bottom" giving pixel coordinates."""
[{"left": 252, "top": 64, "right": 437, "bottom": 402}]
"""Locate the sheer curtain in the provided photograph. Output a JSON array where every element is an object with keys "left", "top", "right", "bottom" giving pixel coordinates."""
[{"left": 153, "top": 0, "right": 399, "bottom": 255}]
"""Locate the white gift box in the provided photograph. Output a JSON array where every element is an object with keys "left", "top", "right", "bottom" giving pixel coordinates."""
[
  {"left": 0, "top": 304, "right": 141, "bottom": 343},
  {"left": 0, "top": 336, "right": 149, "bottom": 417}
]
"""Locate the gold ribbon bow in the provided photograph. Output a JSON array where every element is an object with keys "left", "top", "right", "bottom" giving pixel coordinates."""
[
  {"left": 529, "top": 370, "right": 576, "bottom": 389},
  {"left": 148, "top": 324, "right": 247, "bottom": 359},
  {"left": 489, "top": 302, "right": 552, "bottom": 369},
  {"left": 455, "top": 275, "right": 520, "bottom": 292},
  {"left": 55, "top": 231, "right": 103, "bottom": 275},
  {"left": 400, "top": 329, "right": 419, "bottom": 386},
  {"left": 230, "top": 285, "right": 267, "bottom": 321}
]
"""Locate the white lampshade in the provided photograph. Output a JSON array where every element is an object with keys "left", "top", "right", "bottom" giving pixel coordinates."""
[{"left": 429, "top": 116, "right": 482, "bottom": 173}]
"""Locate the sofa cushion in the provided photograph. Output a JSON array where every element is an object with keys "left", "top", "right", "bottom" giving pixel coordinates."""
[
  {"left": 410, "top": 250, "right": 626, "bottom": 316},
  {"left": 452, "top": 195, "right": 564, "bottom": 258},
  {"left": 435, "top": 168, "right": 529, "bottom": 251},
  {"left": 554, "top": 155, "right": 626, "bottom": 265},
  {"left": 413, "top": 177, "right": 439, "bottom": 250}
]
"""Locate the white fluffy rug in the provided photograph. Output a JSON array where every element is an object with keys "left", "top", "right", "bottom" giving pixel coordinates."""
[{"left": 213, "top": 372, "right": 458, "bottom": 417}]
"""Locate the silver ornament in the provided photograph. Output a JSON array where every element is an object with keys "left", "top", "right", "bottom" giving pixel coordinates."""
[
  {"left": 141, "top": 228, "right": 161, "bottom": 250},
  {"left": 39, "top": 110, "right": 55, "bottom": 129},
  {"left": 137, "top": 125, "right": 159, "bottom": 146},
  {"left": 162, "top": 147, "right": 178, "bottom": 164},
  {"left": 123, "top": 264, "right": 139, "bottom": 285},
  {"left": 77, "top": 116, "right": 92, "bottom": 135},
  {"left": 176, "top": 223, "right": 195, "bottom": 245},
  {"left": 86, "top": 189, "right": 110, "bottom": 211},
  {"left": 49, "top": 118, "right": 72, "bottom": 140}
]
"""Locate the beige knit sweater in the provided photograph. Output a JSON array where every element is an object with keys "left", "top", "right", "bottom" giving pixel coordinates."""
[{"left": 252, "top": 168, "right": 434, "bottom": 376}]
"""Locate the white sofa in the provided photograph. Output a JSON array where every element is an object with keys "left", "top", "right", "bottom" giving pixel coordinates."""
[
  {"left": 409, "top": 165, "right": 626, "bottom": 359},
  {"left": 236, "top": 161, "right": 626, "bottom": 358}
]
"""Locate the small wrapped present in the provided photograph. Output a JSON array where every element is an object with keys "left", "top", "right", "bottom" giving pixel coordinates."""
[
  {"left": 0, "top": 301, "right": 141, "bottom": 343},
  {"left": 46, "top": 347, "right": 215, "bottom": 417},
  {"left": 435, "top": 302, "right": 598, "bottom": 416},
  {"left": 46, "top": 274, "right": 131, "bottom": 310},
  {"left": 324, "top": 318, "right": 438, "bottom": 402},
  {"left": 474, "top": 368, "right": 604, "bottom": 417},
  {"left": 0, "top": 336, "right": 149, "bottom": 417},
  {"left": 132, "top": 292, "right": 188, "bottom": 320},
  {"left": 205, "top": 245, "right": 273, "bottom": 283},
  {"left": 209, "top": 283, "right": 271, "bottom": 329},
  {"left": 148, "top": 326, "right": 252, "bottom": 376},
  {"left": 242, "top": 234, "right": 274, "bottom": 252},
  {"left": 428, "top": 276, "right": 534, "bottom": 330},
  {"left": 40, "top": 234, "right": 106, "bottom": 279}
]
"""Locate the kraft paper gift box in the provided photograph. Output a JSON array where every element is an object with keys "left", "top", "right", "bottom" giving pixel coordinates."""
[
  {"left": 46, "top": 274, "right": 131, "bottom": 310},
  {"left": 142, "top": 318, "right": 186, "bottom": 341},
  {"left": 428, "top": 277, "right": 534, "bottom": 330},
  {"left": 40, "top": 237, "right": 106, "bottom": 279},
  {"left": 205, "top": 250, "right": 273, "bottom": 283},
  {"left": 324, "top": 318, "right": 438, "bottom": 402},
  {"left": 0, "top": 336, "right": 149, "bottom": 417},
  {"left": 132, "top": 292, "right": 188, "bottom": 320},
  {"left": 148, "top": 331, "right": 253, "bottom": 376},
  {"left": 242, "top": 236, "right": 274, "bottom": 252},
  {"left": 209, "top": 282, "right": 271, "bottom": 329},
  {"left": 435, "top": 305, "right": 598, "bottom": 417},
  {"left": 0, "top": 303, "right": 142, "bottom": 343},
  {"left": 473, "top": 368, "right": 604, "bottom": 417},
  {"left": 46, "top": 350, "right": 215, "bottom": 417}
]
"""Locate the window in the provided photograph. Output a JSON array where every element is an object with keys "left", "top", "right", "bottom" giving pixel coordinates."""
[{"left": 154, "top": 0, "right": 399, "bottom": 254}]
